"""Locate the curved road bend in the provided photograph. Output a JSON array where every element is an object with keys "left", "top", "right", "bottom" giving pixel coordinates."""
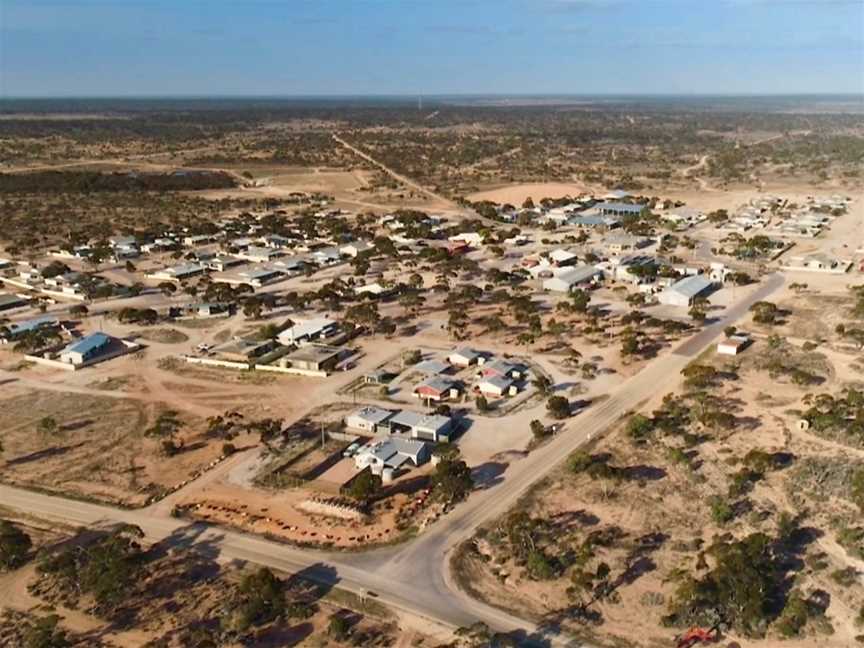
[{"left": 0, "top": 274, "right": 784, "bottom": 646}]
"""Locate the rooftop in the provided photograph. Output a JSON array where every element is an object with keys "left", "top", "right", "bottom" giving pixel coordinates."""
[
  {"left": 666, "top": 274, "right": 714, "bottom": 297},
  {"left": 287, "top": 344, "right": 342, "bottom": 363},
  {"left": 64, "top": 332, "right": 111, "bottom": 355},
  {"left": 389, "top": 410, "right": 451, "bottom": 432}
]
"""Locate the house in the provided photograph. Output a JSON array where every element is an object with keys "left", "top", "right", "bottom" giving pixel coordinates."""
[
  {"left": 340, "top": 241, "right": 375, "bottom": 258},
  {"left": 570, "top": 214, "right": 621, "bottom": 230},
  {"left": 260, "top": 234, "right": 293, "bottom": 249},
  {"left": 658, "top": 275, "right": 716, "bottom": 307},
  {"left": 43, "top": 271, "right": 87, "bottom": 296},
  {"left": 278, "top": 318, "right": 339, "bottom": 345},
  {"left": 610, "top": 254, "right": 658, "bottom": 283},
  {"left": 414, "top": 359, "right": 451, "bottom": 376},
  {"left": 784, "top": 253, "right": 851, "bottom": 274},
  {"left": 183, "top": 234, "right": 215, "bottom": 246},
  {"left": 354, "top": 282, "right": 393, "bottom": 298},
  {"left": 0, "top": 293, "right": 29, "bottom": 312},
  {"left": 214, "top": 337, "right": 279, "bottom": 362},
  {"left": 387, "top": 410, "right": 453, "bottom": 442},
  {"left": 448, "top": 347, "right": 484, "bottom": 367},
  {"left": 238, "top": 246, "right": 283, "bottom": 263},
  {"left": 0, "top": 315, "right": 59, "bottom": 342},
  {"left": 448, "top": 232, "right": 485, "bottom": 247},
  {"left": 542, "top": 265, "right": 603, "bottom": 293},
  {"left": 477, "top": 375, "right": 516, "bottom": 398},
  {"left": 481, "top": 358, "right": 523, "bottom": 380},
  {"left": 271, "top": 257, "right": 307, "bottom": 275},
  {"left": 663, "top": 207, "right": 704, "bottom": 228},
  {"left": 181, "top": 302, "right": 234, "bottom": 319},
  {"left": 717, "top": 334, "right": 751, "bottom": 356},
  {"left": 204, "top": 255, "right": 244, "bottom": 272},
  {"left": 140, "top": 237, "right": 179, "bottom": 253},
  {"left": 344, "top": 406, "right": 395, "bottom": 433},
  {"left": 147, "top": 263, "right": 205, "bottom": 282},
  {"left": 354, "top": 437, "right": 431, "bottom": 475},
  {"left": 604, "top": 189, "right": 632, "bottom": 200},
  {"left": 598, "top": 202, "right": 644, "bottom": 218},
  {"left": 603, "top": 233, "right": 651, "bottom": 254},
  {"left": 285, "top": 344, "right": 343, "bottom": 372},
  {"left": 413, "top": 375, "right": 460, "bottom": 402},
  {"left": 234, "top": 267, "right": 286, "bottom": 288},
  {"left": 310, "top": 247, "right": 342, "bottom": 266},
  {"left": 109, "top": 235, "right": 137, "bottom": 248},
  {"left": 548, "top": 249, "right": 579, "bottom": 267},
  {"left": 59, "top": 332, "right": 112, "bottom": 366}
]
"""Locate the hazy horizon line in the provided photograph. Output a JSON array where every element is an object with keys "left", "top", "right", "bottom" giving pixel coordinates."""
[{"left": 2, "top": 92, "right": 863, "bottom": 100}]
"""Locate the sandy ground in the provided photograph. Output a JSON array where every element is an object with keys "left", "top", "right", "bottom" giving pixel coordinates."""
[{"left": 467, "top": 182, "right": 592, "bottom": 205}]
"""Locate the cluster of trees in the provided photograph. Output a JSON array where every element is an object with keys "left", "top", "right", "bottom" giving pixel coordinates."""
[
  {"left": 37, "top": 525, "right": 146, "bottom": 616},
  {"left": 801, "top": 388, "right": 864, "bottom": 442},
  {"left": 750, "top": 301, "right": 781, "bottom": 325},
  {"left": 219, "top": 567, "right": 312, "bottom": 637},
  {"left": 0, "top": 170, "right": 237, "bottom": 195},
  {"left": 664, "top": 518, "right": 824, "bottom": 639}
]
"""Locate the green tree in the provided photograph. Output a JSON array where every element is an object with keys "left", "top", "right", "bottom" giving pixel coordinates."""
[
  {"left": 546, "top": 395, "right": 570, "bottom": 419},
  {"left": 22, "top": 614, "right": 69, "bottom": 648},
  {"left": 348, "top": 470, "right": 380, "bottom": 502},
  {"left": 530, "top": 419, "right": 549, "bottom": 440},
  {"left": 0, "top": 519, "right": 33, "bottom": 570},
  {"left": 431, "top": 457, "right": 474, "bottom": 502},
  {"left": 221, "top": 567, "right": 286, "bottom": 635},
  {"left": 570, "top": 289, "right": 591, "bottom": 313}
]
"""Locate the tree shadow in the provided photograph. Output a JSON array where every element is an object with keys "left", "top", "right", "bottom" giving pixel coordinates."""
[
  {"left": 471, "top": 461, "right": 508, "bottom": 489},
  {"left": 4, "top": 441, "right": 88, "bottom": 466}
]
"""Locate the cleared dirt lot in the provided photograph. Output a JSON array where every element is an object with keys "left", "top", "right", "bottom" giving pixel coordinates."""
[{"left": 0, "top": 386, "right": 240, "bottom": 506}]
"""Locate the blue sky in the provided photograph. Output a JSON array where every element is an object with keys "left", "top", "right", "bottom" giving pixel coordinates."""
[{"left": 1, "top": 0, "right": 862, "bottom": 97}]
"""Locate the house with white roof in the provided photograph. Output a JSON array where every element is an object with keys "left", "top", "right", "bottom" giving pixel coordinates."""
[{"left": 277, "top": 318, "right": 339, "bottom": 345}]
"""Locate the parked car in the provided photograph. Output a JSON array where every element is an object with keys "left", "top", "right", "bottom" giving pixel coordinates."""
[{"left": 342, "top": 441, "right": 362, "bottom": 458}]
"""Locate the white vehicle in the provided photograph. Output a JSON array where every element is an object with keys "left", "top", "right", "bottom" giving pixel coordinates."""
[
  {"left": 195, "top": 343, "right": 212, "bottom": 353},
  {"left": 342, "top": 441, "right": 362, "bottom": 458}
]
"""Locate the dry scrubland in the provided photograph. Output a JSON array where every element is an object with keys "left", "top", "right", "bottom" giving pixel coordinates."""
[
  {"left": 456, "top": 288, "right": 864, "bottom": 648},
  {"left": 0, "top": 512, "right": 433, "bottom": 648}
]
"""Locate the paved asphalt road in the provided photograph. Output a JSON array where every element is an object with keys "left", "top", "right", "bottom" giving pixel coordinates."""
[{"left": 0, "top": 273, "right": 784, "bottom": 647}]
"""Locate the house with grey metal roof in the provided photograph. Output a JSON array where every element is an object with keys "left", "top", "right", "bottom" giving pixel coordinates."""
[
  {"left": 448, "top": 347, "right": 484, "bottom": 367},
  {"left": 414, "top": 359, "right": 451, "bottom": 376},
  {"left": 387, "top": 410, "right": 453, "bottom": 442},
  {"left": 542, "top": 265, "right": 603, "bottom": 293},
  {"left": 1, "top": 315, "right": 59, "bottom": 342},
  {"left": 598, "top": 202, "right": 645, "bottom": 217},
  {"left": 344, "top": 406, "right": 396, "bottom": 433},
  {"left": 658, "top": 275, "right": 716, "bottom": 307},
  {"left": 353, "top": 437, "right": 431, "bottom": 474},
  {"left": 0, "top": 293, "right": 29, "bottom": 312},
  {"left": 477, "top": 374, "right": 516, "bottom": 398}
]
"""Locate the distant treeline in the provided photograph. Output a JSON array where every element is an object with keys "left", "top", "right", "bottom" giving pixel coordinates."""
[{"left": 0, "top": 170, "right": 237, "bottom": 194}]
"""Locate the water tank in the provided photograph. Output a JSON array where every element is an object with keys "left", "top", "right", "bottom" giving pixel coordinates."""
[{"left": 381, "top": 467, "right": 395, "bottom": 484}]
